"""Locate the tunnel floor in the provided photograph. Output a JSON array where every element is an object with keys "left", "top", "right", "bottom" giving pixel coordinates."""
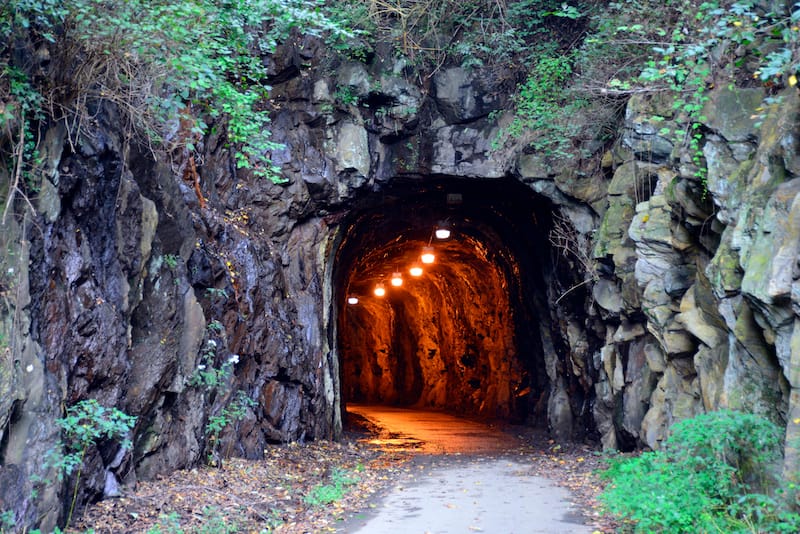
[
  {"left": 341, "top": 405, "right": 595, "bottom": 533},
  {"left": 347, "top": 404, "right": 525, "bottom": 454}
]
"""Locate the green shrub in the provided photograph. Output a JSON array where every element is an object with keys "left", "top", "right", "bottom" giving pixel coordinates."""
[
  {"left": 304, "top": 467, "right": 359, "bottom": 506},
  {"left": 42, "top": 399, "right": 137, "bottom": 529},
  {"left": 599, "top": 410, "right": 800, "bottom": 533}
]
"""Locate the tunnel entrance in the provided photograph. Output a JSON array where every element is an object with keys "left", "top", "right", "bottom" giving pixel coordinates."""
[{"left": 333, "top": 177, "right": 556, "bottom": 424}]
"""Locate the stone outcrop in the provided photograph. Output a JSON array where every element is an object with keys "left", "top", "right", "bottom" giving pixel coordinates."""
[{"left": 2, "top": 28, "right": 800, "bottom": 531}]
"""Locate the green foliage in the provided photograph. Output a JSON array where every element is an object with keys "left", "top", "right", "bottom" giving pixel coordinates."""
[
  {"left": 163, "top": 254, "right": 179, "bottom": 270},
  {"left": 52, "top": 399, "right": 137, "bottom": 478},
  {"left": 146, "top": 512, "right": 184, "bottom": 534},
  {"left": 146, "top": 508, "right": 239, "bottom": 534},
  {"left": 597, "top": 1, "right": 800, "bottom": 193},
  {"left": 43, "top": 399, "right": 136, "bottom": 529},
  {"left": 0, "top": 0, "right": 351, "bottom": 187},
  {"left": 333, "top": 84, "right": 359, "bottom": 106},
  {"left": 188, "top": 341, "right": 238, "bottom": 389},
  {"left": 599, "top": 410, "right": 799, "bottom": 533},
  {"left": 206, "top": 288, "right": 229, "bottom": 300},
  {"left": 206, "top": 389, "right": 257, "bottom": 463},
  {"left": 324, "top": 1, "right": 588, "bottom": 70},
  {"left": 304, "top": 467, "right": 359, "bottom": 506},
  {"left": 500, "top": 51, "right": 584, "bottom": 157},
  {"left": 186, "top": 323, "right": 256, "bottom": 466},
  {"left": 196, "top": 507, "right": 239, "bottom": 534},
  {"left": 0, "top": 510, "right": 15, "bottom": 534}
]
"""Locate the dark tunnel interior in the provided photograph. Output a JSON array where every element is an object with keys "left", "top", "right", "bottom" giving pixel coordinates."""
[{"left": 333, "top": 177, "right": 557, "bottom": 423}]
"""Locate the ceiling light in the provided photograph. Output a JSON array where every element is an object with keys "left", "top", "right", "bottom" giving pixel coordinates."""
[
  {"left": 347, "top": 296, "right": 359, "bottom": 305},
  {"left": 435, "top": 221, "right": 451, "bottom": 240},
  {"left": 374, "top": 283, "right": 386, "bottom": 297},
  {"left": 391, "top": 272, "right": 403, "bottom": 287},
  {"left": 409, "top": 263, "right": 423, "bottom": 277},
  {"left": 421, "top": 246, "right": 435, "bottom": 264}
]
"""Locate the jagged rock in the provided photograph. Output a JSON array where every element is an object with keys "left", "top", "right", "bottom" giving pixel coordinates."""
[
  {"left": 554, "top": 168, "right": 608, "bottom": 204},
  {"left": 336, "top": 62, "right": 372, "bottom": 98},
  {"left": 643, "top": 341, "right": 666, "bottom": 374},
  {"left": 432, "top": 67, "right": 500, "bottom": 124},
  {"left": 694, "top": 343, "right": 729, "bottom": 411},
  {"left": 640, "top": 365, "right": 702, "bottom": 449},
  {"left": 666, "top": 175, "right": 713, "bottom": 222},
  {"left": 430, "top": 120, "right": 510, "bottom": 177},
  {"left": 517, "top": 153, "right": 551, "bottom": 180},
  {"left": 621, "top": 95, "right": 675, "bottom": 163},
  {"left": 328, "top": 121, "right": 370, "bottom": 177},
  {"left": 722, "top": 299, "right": 787, "bottom": 420},
  {"left": 548, "top": 379, "right": 574, "bottom": 441},
  {"left": 621, "top": 336, "right": 657, "bottom": 441},
  {"left": 642, "top": 278, "right": 674, "bottom": 329},
  {"left": 593, "top": 373, "right": 618, "bottom": 450},
  {"left": 592, "top": 198, "right": 635, "bottom": 260},
  {"left": 660, "top": 326, "right": 696, "bottom": 357},
  {"left": 593, "top": 278, "right": 624, "bottom": 314},
  {"left": 613, "top": 320, "right": 645, "bottom": 343},
  {"left": 664, "top": 265, "right": 695, "bottom": 298},
  {"left": 741, "top": 178, "right": 800, "bottom": 307},
  {"left": 6, "top": 16, "right": 800, "bottom": 531},
  {"left": 707, "top": 228, "right": 744, "bottom": 297},
  {"left": 702, "top": 86, "right": 763, "bottom": 143},
  {"left": 676, "top": 280, "right": 727, "bottom": 348},
  {"left": 704, "top": 135, "right": 742, "bottom": 220}
]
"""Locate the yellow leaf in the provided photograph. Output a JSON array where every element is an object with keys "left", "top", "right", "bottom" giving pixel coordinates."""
[
  {"left": 793, "top": 418, "right": 800, "bottom": 424},
  {"left": 732, "top": 20, "right": 742, "bottom": 27},
  {"left": 789, "top": 75, "right": 798, "bottom": 87}
]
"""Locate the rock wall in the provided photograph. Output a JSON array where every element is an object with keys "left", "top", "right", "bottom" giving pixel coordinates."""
[
  {"left": 589, "top": 87, "right": 800, "bottom": 458},
  {"left": 2, "top": 30, "right": 800, "bottom": 529}
]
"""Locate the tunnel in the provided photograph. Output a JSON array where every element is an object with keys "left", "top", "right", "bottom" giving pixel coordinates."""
[{"left": 333, "top": 177, "right": 562, "bottom": 424}]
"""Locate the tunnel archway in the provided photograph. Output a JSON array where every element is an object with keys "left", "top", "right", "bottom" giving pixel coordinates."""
[{"left": 333, "top": 177, "right": 557, "bottom": 424}]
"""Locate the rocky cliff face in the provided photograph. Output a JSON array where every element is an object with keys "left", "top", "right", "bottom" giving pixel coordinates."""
[{"left": 1, "top": 31, "right": 799, "bottom": 530}]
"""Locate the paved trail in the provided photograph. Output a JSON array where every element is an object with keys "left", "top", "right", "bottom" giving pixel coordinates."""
[{"left": 342, "top": 405, "right": 593, "bottom": 534}]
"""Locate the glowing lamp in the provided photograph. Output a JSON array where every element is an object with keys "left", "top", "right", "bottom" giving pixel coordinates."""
[
  {"left": 347, "top": 296, "right": 359, "bottom": 305},
  {"left": 435, "top": 222, "right": 451, "bottom": 240},
  {"left": 373, "top": 283, "right": 386, "bottom": 297},
  {"left": 409, "top": 263, "right": 423, "bottom": 277},
  {"left": 421, "top": 246, "right": 435, "bottom": 264},
  {"left": 391, "top": 272, "right": 403, "bottom": 287}
]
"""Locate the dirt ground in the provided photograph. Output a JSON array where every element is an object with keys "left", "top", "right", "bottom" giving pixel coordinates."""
[{"left": 72, "top": 413, "right": 620, "bottom": 533}]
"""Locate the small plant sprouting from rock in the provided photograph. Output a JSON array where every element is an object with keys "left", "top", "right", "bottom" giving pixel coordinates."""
[
  {"left": 206, "top": 390, "right": 258, "bottom": 466},
  {"left": 163, "top": 254, "right": 180, "bottom": 269},
  {"left": 334, "top": 84, "right": 359, "bottom": 106},
  {"left": 188, "top": 341, "right": 238, "bottom": 390},
  {"left": 43, "top": 399, "right": 136, "bottom": 530},
  {"left": 205, "top": 287, "right": 229, "bottom": 300},
  {"left": 187, "top": 321, "right": 258, "bottom": 467}
]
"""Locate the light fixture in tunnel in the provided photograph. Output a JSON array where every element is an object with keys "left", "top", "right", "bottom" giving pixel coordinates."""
[
  {"left": 391, "top": 272, "right": 403, "bottom": 287},
  {"left": 421, "top": 246, "right": 435, "bottom": 264},
  {"left": 347, "top": 296, "right": 359, "bottom": 305},
  {"left": 374, "top": 283, "right": 386, "bottom": 297},
  {"left": 435, "top": 221, "right": 451, "bottom": 240},
  {"left": 409, "top": 263, "right": 423, "bottom": 277}
]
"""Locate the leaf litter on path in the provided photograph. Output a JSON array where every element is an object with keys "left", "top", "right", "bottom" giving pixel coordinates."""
[{"left": 72, "top": 419, "right": 619, "bottom": 533}]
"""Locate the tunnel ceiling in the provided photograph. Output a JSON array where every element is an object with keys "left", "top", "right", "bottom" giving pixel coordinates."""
[{"left": 334, "top": 176, "right": 556, "bottom": 421}]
